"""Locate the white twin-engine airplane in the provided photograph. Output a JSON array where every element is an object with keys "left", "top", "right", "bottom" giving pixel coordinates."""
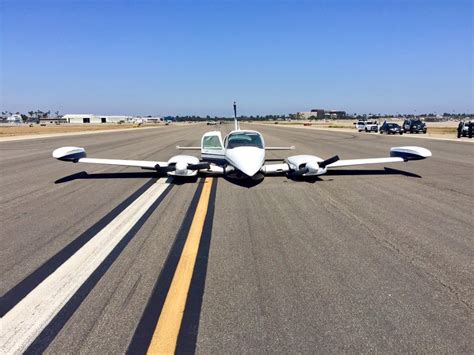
[{"left": 53, "top": 103, "right": 432, "bottom": 180}]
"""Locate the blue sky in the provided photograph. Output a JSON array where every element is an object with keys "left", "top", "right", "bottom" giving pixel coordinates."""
[{"left": 1, "top": 0, "right": 472, "bottom": 116}]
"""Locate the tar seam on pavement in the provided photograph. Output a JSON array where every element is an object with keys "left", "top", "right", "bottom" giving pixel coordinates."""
[
  {"left": 127, "top": 178, "right": 211, "bottom": 354},
  {"left": 0, "top": 178, "right": 159, "bottom": 317},
  {"left": 22, "top": 182, "right": 174, "bottom": 353}
]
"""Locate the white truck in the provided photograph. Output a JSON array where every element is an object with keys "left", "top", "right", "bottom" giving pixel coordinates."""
[{"left": 355, "top": 120, "right": 379, "bottom": 133}]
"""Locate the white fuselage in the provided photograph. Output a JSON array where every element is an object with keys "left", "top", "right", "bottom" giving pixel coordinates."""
[{"left": 223, "top": 130, "right": 266, "bottom": 177}]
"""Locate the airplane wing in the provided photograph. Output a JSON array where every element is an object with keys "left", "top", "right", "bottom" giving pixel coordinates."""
[
  {"left": 78, "top": 157, "right": 166, "bottom": 169},
  {"left": 52, "top": 146, "right": 203, "bottom": 176},
  {"left": 53, "top": 147, "right": 166, "bottom": 168},
  {"left": 265, "top": 146, "right": 295, "bottom": 150},
  {"left": 326, "top": 157, "right": 404, "bottom": 168},
  {"left": 327, "top": 146, "right": 432, "bottom": 168},
  {"left": 176, "top": 146, "right": 201, "bottom": 150},
  {"left": 284, "top": 146, "right": 432, "bottom": 177},
  {"left": 261, "top": 163, "right": 290, "bottom": 174}
]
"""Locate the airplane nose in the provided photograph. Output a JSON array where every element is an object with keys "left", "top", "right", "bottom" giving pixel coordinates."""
[
  {"left": 227, "top": 147, "right": 265, "bottom": 177},
  {"left": 239, "top": 157, "right": 263, "bottom": 177}
]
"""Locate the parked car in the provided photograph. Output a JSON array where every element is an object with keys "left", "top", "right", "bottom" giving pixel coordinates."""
[
  {"left": 355, "top": 120, "right": 379, "bottom": 132},
  {"left": 460, "top": 121, "right": 472, "bottom": 137},
  {"left": 403, "top": 119, "right": 427, "bottom": 134},
  {"left": 380, "top": 122, "right": 403, "bottom": 135}
]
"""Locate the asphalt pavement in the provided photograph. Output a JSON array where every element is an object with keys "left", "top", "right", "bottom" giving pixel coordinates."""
[{"left": 0, "top": 123, "right": 472, "bottom": 353}]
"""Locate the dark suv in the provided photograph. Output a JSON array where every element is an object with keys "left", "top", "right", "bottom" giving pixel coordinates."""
[
  {"left": 380, "top": 122, "right": 403, "bottom": 135},
  {"left": 403, "top": 119, "right": 427, "bottom": 134}
]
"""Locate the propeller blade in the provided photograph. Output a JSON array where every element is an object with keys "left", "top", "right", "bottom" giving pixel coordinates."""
[
  {"left": 155, "top": 163, "right": 176, "bottom": 173},
  {"left": 319, "top": 155, "right": 339, "bottom": 168},
  {"left": 188, "top": 162, "right": 211, "bottom": 171},
  {"left": 288, "top": 167, "right": 309, "bottom": 178}
]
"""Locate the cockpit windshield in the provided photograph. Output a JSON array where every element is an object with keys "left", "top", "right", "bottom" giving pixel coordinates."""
[{"left": 227, "top": 132, "right": 264, "bottom": 149}]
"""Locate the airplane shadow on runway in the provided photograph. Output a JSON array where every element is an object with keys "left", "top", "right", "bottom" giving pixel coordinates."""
[
  {"left": 327, "top": 167, "right": 421, "bottom": 178},
  {"left": 288, "top": 167, "right": 421, "bottom": 183},
  {"left": 55, "top": 167, "right": 420, "bottom": 186},
  {"left": 223, "top": 176, "right": 264, "bottom": 188},
  {"left": 55, "top": 170, "right": 261, "bottom": 187},
  {"left": 55, "top": 171, "right": 168, "bottom": 184},
  {"left": 54, "top": 171, "right": 215, "bottom": 186}
]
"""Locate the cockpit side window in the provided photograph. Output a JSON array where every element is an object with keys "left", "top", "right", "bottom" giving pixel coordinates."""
[
  {"left": 203, "top": 135, "right": 223, "bottom": 149},
  {"left": 227, "top": 132, "right": 263, "bottom": 149}
]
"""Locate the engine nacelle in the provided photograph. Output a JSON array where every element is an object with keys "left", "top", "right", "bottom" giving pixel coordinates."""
[
  {"left": 286, "top": 155, "right": 327, "bottom": 176},
  {"left": 167, "top": 155, "right": 200, "bottom": 176}
]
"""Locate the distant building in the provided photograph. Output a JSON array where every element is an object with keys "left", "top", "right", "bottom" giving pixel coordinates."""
[
  {"left": 297, "top": 111, "right": 320, "bottom": 119},
  {"left": 133, "top": 116, "right": 163, "bottom": 123},
  {"left": 39, "top": 115, "right": 67, "bottom": 123},
  {"left": 326, "top": 110, "right": 346, "bottom": 119},
  {"left": 63, "top": 114, "right": 133, "bottom": 124},
  {"left": 6, "top": 114, "right": 22, "bottom": 124},
  {"left": 296, "top": 109, "right": 346, "bottom": 120},
  {"left": 310, "top": 109, "right": 325, "bottom": 119}
]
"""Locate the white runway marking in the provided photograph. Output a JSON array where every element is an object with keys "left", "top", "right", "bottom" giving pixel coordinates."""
[{"left": 0, "top": 178, "right": 171, "bottom": 354}]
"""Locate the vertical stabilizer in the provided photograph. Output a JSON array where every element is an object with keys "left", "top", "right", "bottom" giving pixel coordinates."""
[{"left": 233, "top": 101, "right": 240, "bottom": 131}]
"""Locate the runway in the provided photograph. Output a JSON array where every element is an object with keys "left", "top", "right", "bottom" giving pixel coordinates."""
[{"left": 1, "top": 123, "right": 472, "bottom": 353}]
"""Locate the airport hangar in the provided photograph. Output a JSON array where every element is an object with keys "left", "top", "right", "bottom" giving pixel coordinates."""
[
  {"left": 62, "top": 114, "right": 135, "bottom": 124},
  {"left": 62, "top": 114, "right": 163, "bottom": 124}
]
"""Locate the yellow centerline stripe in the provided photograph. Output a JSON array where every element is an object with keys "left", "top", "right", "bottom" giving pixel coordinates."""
[{"left": 147, "top": 177, "right": 213, "bottom": 354}]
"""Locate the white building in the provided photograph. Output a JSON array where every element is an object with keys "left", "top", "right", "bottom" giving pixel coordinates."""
[
  {"left": 63, "top": 114, "right": 133, "bottom": 124},
  {"left": 6, "top": 114, "right": 22, "bottom": 124},
  {"left": 133, "top": 116, "right": 163, "bottom": 123}
]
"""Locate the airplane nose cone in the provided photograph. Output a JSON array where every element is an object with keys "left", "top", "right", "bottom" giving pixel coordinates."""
[{"left": 226, "top": 147, "right": 265, "bottom": 177}]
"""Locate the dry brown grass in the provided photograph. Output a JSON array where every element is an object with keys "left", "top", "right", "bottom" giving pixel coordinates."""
[
  {"left": 0, "top": 124, "right": 147, "bottom": 137},
  {"left": 425, "top": 127, "right": 457, "bottom": 135}
]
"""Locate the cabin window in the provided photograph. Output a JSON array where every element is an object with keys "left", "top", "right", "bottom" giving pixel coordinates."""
[
  {"left": 101, "top": 117, "right": 107, "bottom": 123},
  {"left": 83, "top": 117, "right": 90, "bottom": 123},
  {"left": 203, "top": 135, "right": 223, "bottom": 149},
  {"left": 227, "top": 132, "right": 263, "bottom": 149}
]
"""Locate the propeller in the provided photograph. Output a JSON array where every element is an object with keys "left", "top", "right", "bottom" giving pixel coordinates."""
[
  {"left": 188, "top": 162, "right": 210, "bottom": 171},
  {"left": 288, "top": 155, "right": 340, "bottom": 178},
  {"left": 155, "top": 163, "right": 176, "bottom": 174},
  {"left": 319, "top": 155, "right": 339, "bottom": 168},
  {"left": 288, "top": 166, "right": 309, "bottom": 178}
]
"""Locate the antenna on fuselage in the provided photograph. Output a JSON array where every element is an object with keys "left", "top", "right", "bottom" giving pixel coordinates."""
[{"left": 233, "top": 101, "right": 240, "bottom": 131}]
